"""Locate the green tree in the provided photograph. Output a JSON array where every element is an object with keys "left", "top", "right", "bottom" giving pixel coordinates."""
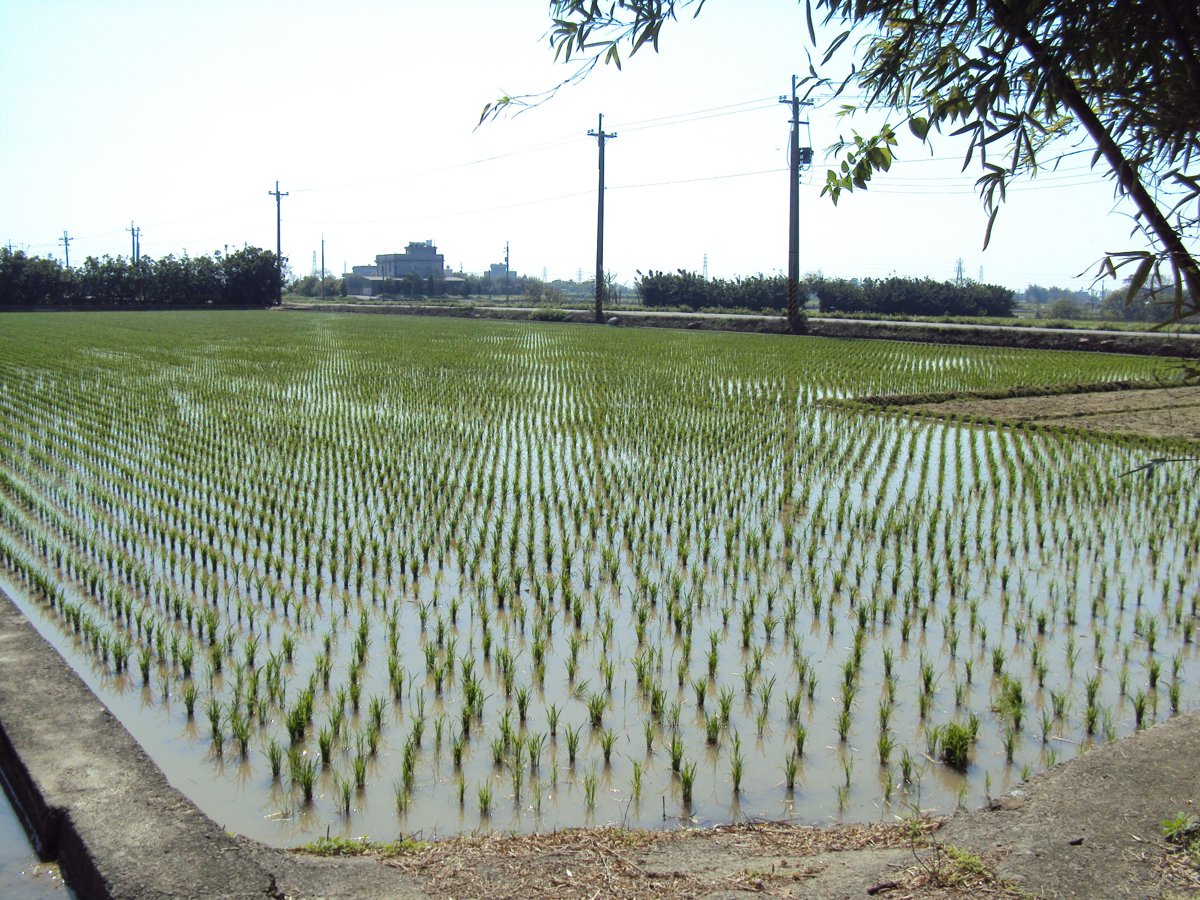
[
  {"left": 78, "top": 255, "right": 137, "bottom": 307},
  {"left": 0, "top": 247, "right": 73, "bottom": 308},
  {"left": 505, "top": 1, "right": 1198, "bottom": 317},
  {"left": 1045, "top": 297, "right": 1088, "bottom": 320},
  {"left": 220, "top": 247, "right": 281, "bottom": 307}
]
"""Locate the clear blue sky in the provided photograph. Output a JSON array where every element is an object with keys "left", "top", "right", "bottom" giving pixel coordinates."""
[{"left": 0, "top": 0, "right": 1152, "bottom": 291}]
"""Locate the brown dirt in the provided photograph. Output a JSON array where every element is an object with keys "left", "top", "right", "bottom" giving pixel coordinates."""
[
  {"left": 913, "top": 385, "right": 1200, "bottom": 441},
  {"left": 377, "top": 821, "right": 937, "bottom": 899}
]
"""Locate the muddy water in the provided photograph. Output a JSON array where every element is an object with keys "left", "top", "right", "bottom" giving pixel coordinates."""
[
  {"left": 0, "top": 316, "right": 1194, "bottom": 848},
  {"left": 4, "top": 413, "right": 1197, "bottom": 848},
  {"left": 0, "top": 786, "right": 70, "bottom": 898}
]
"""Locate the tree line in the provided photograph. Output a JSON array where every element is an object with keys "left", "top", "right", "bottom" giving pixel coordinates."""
[
  {"left": 0, "top": 247, "right": 281, "bottom": 309},
  {"left": 808, "top": 275, "right": 1014, "bottom": 317},
  {"left": 636, "top": 270, "right": 1014, "bottom": 317}
]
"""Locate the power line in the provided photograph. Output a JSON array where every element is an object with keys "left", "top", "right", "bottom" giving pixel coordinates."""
[
  {"left": 613, "top": 95, "right": 777, "bottom": 128},
  {"left": 610, "top": 97, "right": 778, "bottom": 133},
  {"left": 289, "top": 97, "right": 784, "bottom": 196},
  {"left": 611, "top": 167, "right": 786, "bottom": 192}
]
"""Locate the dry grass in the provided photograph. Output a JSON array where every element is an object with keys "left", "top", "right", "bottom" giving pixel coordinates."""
[
  {"left": 377, "top": 820, "right": 960, "bottom": 899},
  {"left": 877, "top": 844, "right": 1024, "bottom": 899},
  {"left": 1153, "top": 844, "right": 1200, "bottom": 897}
]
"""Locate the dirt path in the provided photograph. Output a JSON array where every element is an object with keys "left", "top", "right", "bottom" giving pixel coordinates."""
[{"left": 913, "top": 385, "right": 1200, "bottom": 441}]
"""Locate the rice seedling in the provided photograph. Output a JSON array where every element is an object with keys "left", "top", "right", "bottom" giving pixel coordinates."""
[
  {"left": 900, "top": 748, "right": 918, "bottom": 785},
  {"left": 1003, "top": 725, "right": 1019, "bottom": 763},
  {"left": 679, "top": 759, "right": 697, "bottom": 807},
  {"left": 335, "top": 773, "right": 353, "bottom": 816},
  {"left": 717, "top": 687, "right": 735, "bottom": 723},
  {"left": 1133, "top": 689, "right": 1149, "bottom": 729},
  {"left": 669, "top": 733, "right": 685, "bottom": 773},
  {"left": 630, "top": 759, "right": 643, "bottom": 801},
  {"left": 564, "top": 724, "right": 581, "bottom": 766},
  {"left": 582, "top": 768, "right": 597, "bottom": 809},
  {"left": 937, "top": 721, "right": 977, "bottom": 770},
  {"left": 293, "top": 755, "right": 317, "bottom": 803},
  {"left": 783, "top": 751, "right": 798, "bottom": 792},
  {"left": 266, "top": 739, "right": 284, "bottom": 779},
  {"left": 730, "top": 735, "right": 744, "bottom": 793},
  {"left": 182, "top": 683, "right": 197, "bottom": 718}
]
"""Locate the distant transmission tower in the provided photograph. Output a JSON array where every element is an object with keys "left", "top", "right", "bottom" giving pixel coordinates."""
[
  {"left": 954, "top": 258, "right": 965, "bottom": 285},
  {"left": 703, "top": 253, "right": 709, "bottom": 278}
]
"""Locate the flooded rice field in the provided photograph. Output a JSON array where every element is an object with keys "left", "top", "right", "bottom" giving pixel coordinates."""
[{"left": 0, "top": 311, "right": 1195, "bottom": 847}]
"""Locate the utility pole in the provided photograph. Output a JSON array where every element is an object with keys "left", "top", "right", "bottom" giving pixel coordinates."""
[
  {"left": 504, "top": 241, "right": 510, "bottom": 301},
  {"left": 588, "top": 114, "right": 617, "bottom": 323},
  {"left": 60, "top": 231, "right": 73, "bottom": 268},
  {"left": 779, "top": 77, "right": 812, "bottom": 334},
  {"left": 127, "top": 221, "right": 141, "bottom": 264},
  {"left": 321, "top": 236, "right": 326, "bottom": 299},
  {"left": 268, "top": 180, "right": 288, "bottom": 302}
]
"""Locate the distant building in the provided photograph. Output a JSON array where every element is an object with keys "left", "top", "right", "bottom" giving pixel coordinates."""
[
  {"left": 489, "top": 262, "right": 511, "bottom": 283},
  {"left": 345, "top": 241, "right": 445, "bottom": 295},
  {"left": 377, "top": 241, "right": 444, "bottom": 279}
]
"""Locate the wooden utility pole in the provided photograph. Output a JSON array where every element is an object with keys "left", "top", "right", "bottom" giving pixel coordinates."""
[
  {"left": 779, "top": 77, "right": 812, "bottom": 334},
  {"left": 127, "top": 221, "right": 141, "bottom": 264},
  {"left": 60, "top": 231, "right": 73, "bottom": 268},
  {"left": 268, "top": 180, "right": 288, "bottom": 301},
  {"left": 588, "top": 114, "right": 617, "bottom": 323}
]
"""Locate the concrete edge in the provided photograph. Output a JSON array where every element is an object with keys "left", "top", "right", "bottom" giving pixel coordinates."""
[
  {"left": 0, "top": 702, "right": 61, "bottom": 859},
  {"left": 0, "top": 587, "right": 284, "bottom": 899}
]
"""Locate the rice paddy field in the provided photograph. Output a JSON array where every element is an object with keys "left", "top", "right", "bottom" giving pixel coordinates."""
[{"left": 0, "top": 311, "right": 1197, "bottom": 847}]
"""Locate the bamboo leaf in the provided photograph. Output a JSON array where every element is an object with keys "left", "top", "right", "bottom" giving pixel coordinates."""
[{"left": 1125, "top": 255, "right": 1155, "bottom": 302}]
